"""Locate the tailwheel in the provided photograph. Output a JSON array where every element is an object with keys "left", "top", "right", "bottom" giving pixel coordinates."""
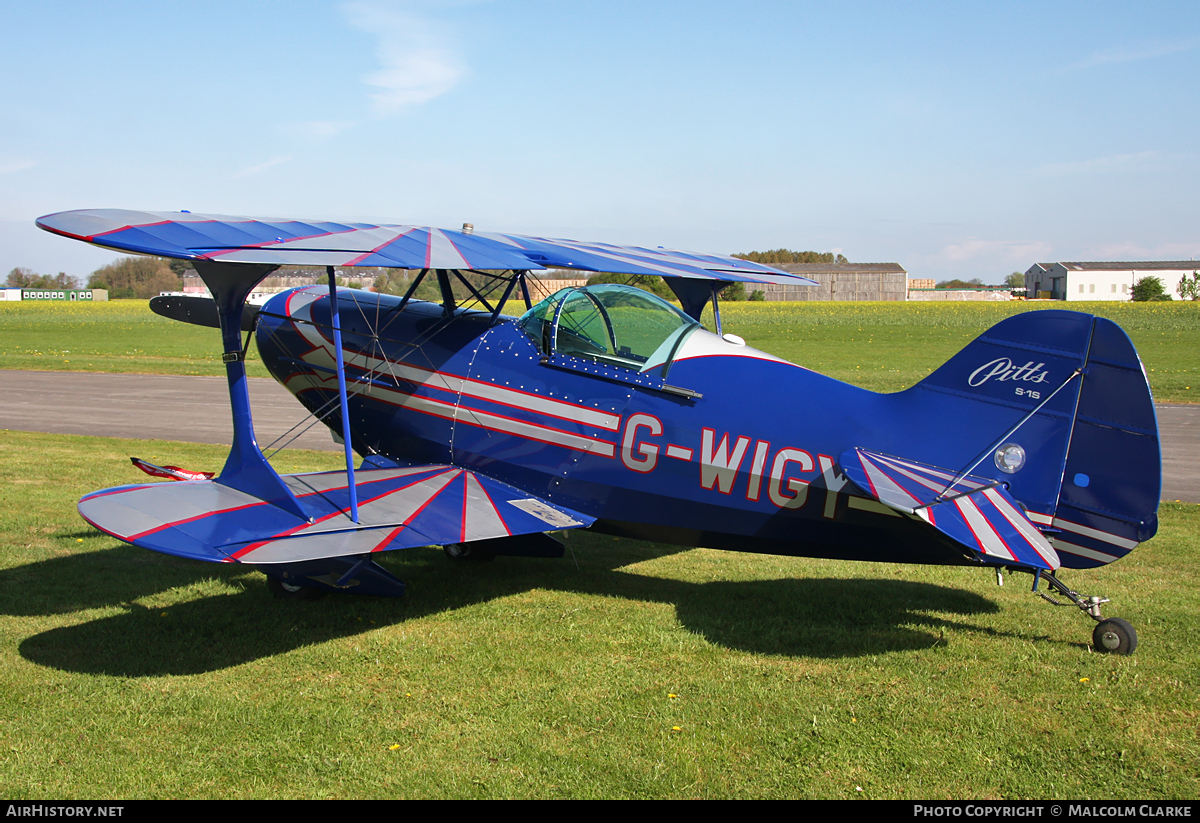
[
  {"left": 267, "top": 576, "right": 325, "bottom": 601},
  {"left": 1092, "top": 618, "right": 1137, "bottom": 655},
  {"left": 1032, "top": 570, "right": 1137, "bottom": 655}
]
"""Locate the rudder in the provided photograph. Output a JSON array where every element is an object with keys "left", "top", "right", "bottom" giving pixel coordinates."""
[{"left": 1051, "top": 316, "right": 1159, "bottom": 568}]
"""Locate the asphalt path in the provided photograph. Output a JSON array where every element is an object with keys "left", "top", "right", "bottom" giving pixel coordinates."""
[
  {"left": 0, "top": 370, "right": 337, "bottom": 454},
  {"left": 0, "top": 370, "right": 1195, "bottom": 503}
]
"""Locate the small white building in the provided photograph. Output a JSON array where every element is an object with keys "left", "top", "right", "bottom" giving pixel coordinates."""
[{"left": 1025, "top": 261, "right": 1199, "bottom": 301}]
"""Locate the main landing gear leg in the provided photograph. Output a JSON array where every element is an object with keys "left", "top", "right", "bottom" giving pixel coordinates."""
[
  {"left": 257, "top": 556, "right": 407, "bottom": 600},
  {"left": 1032, "top": 570, "right": 1138, "bottom": 655}
]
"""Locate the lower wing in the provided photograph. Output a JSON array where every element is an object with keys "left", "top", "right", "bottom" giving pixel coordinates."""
[{"left": 79, "top": 462, "right": 592, "bottom": 566}]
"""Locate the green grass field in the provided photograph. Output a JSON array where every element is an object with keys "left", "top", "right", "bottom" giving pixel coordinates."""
[
  {"left": 0, "top": 298, "right": 1196, "bottom": 798},
  {"left": 0, "top": 432, "right": 1196, "bottom": 799},
  {"left": 0, "top": 301, "right": 265, "bottom": 377},
  {"left": 701, "top": 300, "right": 1199, "bottom": 403},
  {"left": 1, "top": 299, "right": 1197, "bottom": 402}
]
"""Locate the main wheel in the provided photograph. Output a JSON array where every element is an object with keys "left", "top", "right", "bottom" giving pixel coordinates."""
[
  {"left": 1092, "top": 617, "right": 1137, "bottom": 655},
  {"left": 267, "top": 576, "right": 325, "bottom": 601},
  {"left": 444, "top": 543, "right": 495, "bottom": 562}
]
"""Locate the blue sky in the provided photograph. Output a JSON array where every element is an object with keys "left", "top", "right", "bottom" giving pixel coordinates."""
[{"left": 3, "top": 0, "right": 1198, "bottom": 283}]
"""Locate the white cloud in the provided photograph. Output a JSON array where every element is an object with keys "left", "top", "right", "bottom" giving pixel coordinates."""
[
  {"left": 0, "top": 158, "right": 37, "bottom": 175},
  {"left": 291, "top": 120, "right": 357, "bottom": 140},
  {"left": 345, "top": 2, "right": 466, "bottom": 115},
  {"left": 1034, "top": 151, "right": 1158, "bottom": 177},
  {"left": 1067, "top": 38, "right": 1200, "bottom": 71},
  {"left": 938, "top": 238, "right": 1053, "bottom": 264},
  {"left": 1080, "top": 241, "right": 1200, "bottom": 261},
  {"left": 230, "top": 156, "right": 293, "bottom": 180}
]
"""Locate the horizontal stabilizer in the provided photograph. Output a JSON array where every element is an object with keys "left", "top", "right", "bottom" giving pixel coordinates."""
[
  {"left": 79, "top": 464, "right": 593, "bottom": 565},
  {"left": 149, "top": 294, "right": 261, "bottom": 331},
  {"left": 839, "top": 448, "right": 1060, "bottom": 571}
]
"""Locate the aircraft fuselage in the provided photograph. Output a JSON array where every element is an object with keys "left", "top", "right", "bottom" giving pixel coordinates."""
[{"left": 256, "top": 285, "right": 1019, "bottom": 568}]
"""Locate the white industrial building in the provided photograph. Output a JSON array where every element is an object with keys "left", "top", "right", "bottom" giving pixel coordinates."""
[{"left": 1025, "top": 261, "right": 1198, "bottom": 301}]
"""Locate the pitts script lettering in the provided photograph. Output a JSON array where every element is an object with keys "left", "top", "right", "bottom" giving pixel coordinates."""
[{"left": 968, "top": 358, "right": 1051, "bottom": 387}]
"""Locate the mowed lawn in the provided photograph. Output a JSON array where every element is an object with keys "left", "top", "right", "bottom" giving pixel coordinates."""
[
  {"left": 0, "top": 432, "right": 1196, "bottom": 799},
  {"left": 699, "top": 300, "right": 1199, "bottom": 404},
  {"left": 0, "top": 298, "right": 1196, "bottom": 798},
  {"left": 0, "top": 300, "right": 270, "bottom": 377},
  {"left": 1, "top": 298, "right": 1197, "bottom": 402}
]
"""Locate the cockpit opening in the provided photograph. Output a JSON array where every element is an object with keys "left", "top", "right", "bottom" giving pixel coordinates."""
[{"left": 517, "top": 284, "right": 701, "bottom": 375}]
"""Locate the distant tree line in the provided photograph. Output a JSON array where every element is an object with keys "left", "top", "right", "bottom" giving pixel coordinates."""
[
  {"left": 374, "top": 269, "right": 558, "bottom": 307},
  {"left": 936, "top": 278, "right": 986, "bottom": 289},
  {"left": 6, "top": 267, "right": 81, "bottom": 290},
  {"left": 7, "top": 258, "right": 188, "bottom": 299},
  {"left": 372, "top": 269, "right": 445, "bottom": 302},
  {"left": 584, "top": 273, "right": 768, "bottom": 302},
  {"left": 585, "top": 272, "right": 675, "bottom": 299},
  {"left": 87, "top": 257, "right": 182, "bottom": 299},
  {"left": 933, "top": 274, "right": 1027, "bottom": 290},
  {"left": 732, "top": 249, "right": 849, "bottom": 265}
]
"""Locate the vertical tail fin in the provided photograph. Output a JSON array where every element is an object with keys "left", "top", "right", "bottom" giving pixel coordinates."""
[{"left": 908, "top": 310, "right": 1159, "bottom": 568}]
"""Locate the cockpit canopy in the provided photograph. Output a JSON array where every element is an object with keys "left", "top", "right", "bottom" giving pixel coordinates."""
[{"left": 517, "top": 284, "right": 701, "bottom": 375}]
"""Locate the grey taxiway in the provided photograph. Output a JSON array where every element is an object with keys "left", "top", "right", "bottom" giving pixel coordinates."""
[{"left": 0, "top": 370, "right": 1195, "bottom": 503}]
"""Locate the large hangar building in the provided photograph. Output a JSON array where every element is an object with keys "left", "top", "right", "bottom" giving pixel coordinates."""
[{"left": 747, "top": 263, "right": 908, "bottom": 301}]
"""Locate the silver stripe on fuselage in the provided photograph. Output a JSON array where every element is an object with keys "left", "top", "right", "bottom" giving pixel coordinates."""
[
  {"left": 1049, "top": 537, "right": 1120, "bottom": 564},
  {"left": 287, "top": 301, "right": 620, "bottom": 432},
  {"left": 1052, "top": 516, "right": 1139, "bottom": 550},
  {"left": 292, "top": 376, "right": 617, "bottom": 458}
]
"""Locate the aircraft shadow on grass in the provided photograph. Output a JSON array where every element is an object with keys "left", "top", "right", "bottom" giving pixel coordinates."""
[{"left": 9, "top": 534, "right": 1016, "bottom": 677}]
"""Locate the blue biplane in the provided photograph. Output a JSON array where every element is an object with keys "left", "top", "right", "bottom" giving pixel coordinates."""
[{"left": 37, "top": 209, "right": 1160, "bottom": 654}]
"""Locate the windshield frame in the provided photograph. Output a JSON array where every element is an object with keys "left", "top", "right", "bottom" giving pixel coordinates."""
[{"left": 517, "top": 283, "right": 702, "bottom": 377}]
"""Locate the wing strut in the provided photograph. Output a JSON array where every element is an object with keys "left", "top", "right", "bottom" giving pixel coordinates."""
[
  {"left": 193, "top": 260, "right": 309, "bottom": 522},
  {"left": 662, "top": 277, "right": 726, "bottom": 332},
  {"left": 326, "top": 266, "right": 360, "bottom": 523},
  {"left": 710, "top": 286, "right": 723, "bottom": 336},
  {"left": 519, "top": 273, "right": 534, "bottom": 309},
  {"left": 489, "top": 273, "right": 520, "bottom": 324},
  {"left": 395, "top": 269, "right": 429, "bottom": 314},
  {"left": 435, "top": 269, "right": 457, "bottom": 314}
]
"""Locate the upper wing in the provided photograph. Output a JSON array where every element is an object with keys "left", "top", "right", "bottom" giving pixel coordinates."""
[
  {"left": 79, "top": 463, "right": 593, "bottom": 565},
  {"left": 36, "top": 209, "right": 818, "bottom": 285}
]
